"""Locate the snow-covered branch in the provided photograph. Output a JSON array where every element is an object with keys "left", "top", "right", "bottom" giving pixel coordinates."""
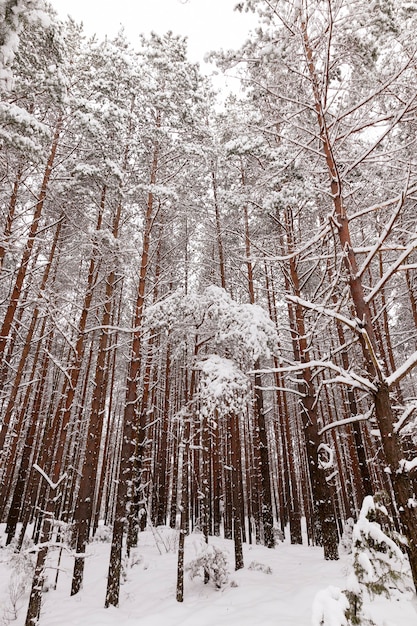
[
  {"left": 357, "top": 186, "right": 407, "bottom": 279},
  {"left": 262, "top": 221, "right": 330, "bottom": 262},
  {"left": 253, "top": 360, "right": 377, "bottom": 392},
  {"left": 365, "top": 237, "right": 417, "bottom": 304},
  {"left": 345, "top": 90, "right": 417, "bottom": 175},
  {"left": 394, "top": 403, "right": 417, "bottom": 434},
  {"left": 398, "top": 458, "right": 417, "bottom": 474},
  {"left": 254, "top": 384, "right": 305, "bottom": 397},
  {"left": 386, "top": 350, "right": 417, "bottom": 389},
  {"left": 287, "top": 295, "right": 384, "bottom": 381},
  {"left": 318, "top": 408, "right": 374, "bottom": 436},
  {"left": 33, "top": 464, "right": 67, "bottom": 490},
  {"left": 286, "top": 294, "right": 358, "bottom": 332},
  {"left": 317, "top": 443, "right": 334, "bottom": 470},
  {"left": 0, "top": 0, "right": 50, "bottom": 90}
]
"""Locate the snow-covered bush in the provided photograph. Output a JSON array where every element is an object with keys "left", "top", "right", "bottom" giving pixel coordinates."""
[
  {"left": 93, "top": 522, "right": 112, "bottom": 542},
  {"left": 149, "top": 524, "right": 179, "bottom": 554},
  {"left": 1, "top": 542, "right": 34, "bottom": 624},
  {"left": 186, "top": 544, "right": 230, "bottom": 589},
  {"left": 344, "top": 495, "right": 411, "bottom": 624},
  {"left": 274, "top": 527, "right": 285, "bottom": 543},
  {"left": 314, "top": 496, "right": 412, "bottom": 626},
  {"left": 312, "top": 586, "right": 350, "bottom": 626},
  {"left": 248, "top": 560, "right": 273, "bottom": 574},
  {"left": 340, "top": 518, "right": 354, "bottom": 555}
]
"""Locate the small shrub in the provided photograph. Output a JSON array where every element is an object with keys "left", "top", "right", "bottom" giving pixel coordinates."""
[
  {"left": 340, "top": 518, "right": 354, "bottom": 555},
  {"left": 313, "top": 496, "right": 412, "bottom": 626},
  {"left": 1, "top": 543, "right": 35, "bottom": 624},
  {"left": 248, "top": 560, "right": 272, "bottom": 574},
  {"left": 312, "top": 586, "right": 350, "bottom": 626},
  {"left": 92, "top": 523, "right": 112, "bottom": 543},
  {"left": 186, "top": 544, "right": 229, "bottom": 589},
  {"left": 149, "top": 524, "right": 179, "bottom": 554}
]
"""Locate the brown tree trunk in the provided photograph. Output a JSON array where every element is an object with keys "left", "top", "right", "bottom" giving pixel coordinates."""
[
  {"left": 0, "top": 117, "right": 62, "bottom": 369},
  {"left": 283, "top": 207, "right": 339, "bottom": 559},
  {"left": 211, "top": 168, "right": 226, "bottom": 290},
  {"left": 243, "top": 196, "right": 275, "bottom": 548},
  {"left": 0, "top": 217, "right": 63, "bottom": 455},
  {"left": 71, "top": 196, "right": 122, "bottom": 595},
  {"left": 0, "top": 162, "right": 23, "bottom": 273},
  {"left": 301, "top": 16, "right": 417, "bottom": 585},
  {"left": 230, "top": 410, "right": 244, "bottom": 570},
  {"left": 105, "top": 117, "right": 160, "bottom": 607}
]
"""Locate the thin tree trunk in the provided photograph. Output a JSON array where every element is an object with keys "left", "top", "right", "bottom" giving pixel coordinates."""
[
  {"left": 105, "top": 115, "right": 160, "bottom": 607},
  {"left": 0, "top": 162, "right": 23, "bottom": 273},
  {"left": 0, "top": 117, "right": 62, "bottom": 371},
  {"left": 71, "top": 196, "right": 121, "bottom": 595},
  {"left": 242, "top": 195, "right": 275, "bottom": 548},
  {"left": 0, "top": 217, "right": 63, "bottom": 455},
  {"left": 283, "top": 207, "right": 339, "bottom": 560}
]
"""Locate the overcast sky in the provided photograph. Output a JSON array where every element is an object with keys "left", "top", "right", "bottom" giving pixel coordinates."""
[{"left": 50, "top": 0, "right": 255, "bottom": 65}]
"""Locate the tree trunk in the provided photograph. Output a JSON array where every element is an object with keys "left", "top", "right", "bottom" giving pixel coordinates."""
[
  {"left": 105, "top": 117, "right": 160, "bottom": 607},
  {"left": 0, "top": 117, "right": 62, "bottom": 372},
  {"left": 300, "top": 14, "right": 417, "bottom": 585}
]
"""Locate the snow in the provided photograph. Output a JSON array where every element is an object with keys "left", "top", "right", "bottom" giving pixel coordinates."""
[
  {"left": 352, "top": 496, "right": 404, "bottom": 563},
  {"left": 311, "top": 586, "right": 349, "bottom": 626},
  {"left": 145, "top": 285, "right": 278, "bottom": 368},
  {"left": 317, "top": 443, "right": 334, "bottom": 470},
  {"left": 398, "top": 457, "right": 417, "bottom": 474},
  {"left": 32, "top": 463, "right": 68, "bottom": 490},
  {"left": 0, "top": 0, "right": 51, "bottom": 90},
  {"left": 393, "top": 403, "right": 417, "bottom": 434},
  {"left": 386, "top": 350, "right": 417, "bottom": 388},
  {"left": 0, "top": 524, "right": 415, "bottom": 626},
  {"left": 197, "top": 355, "right": 248, "bottom": 407}
]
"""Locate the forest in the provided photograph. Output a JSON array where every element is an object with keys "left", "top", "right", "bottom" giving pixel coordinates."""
[{"left": 0, "top": 1, "right": 417, "bottom": 624}]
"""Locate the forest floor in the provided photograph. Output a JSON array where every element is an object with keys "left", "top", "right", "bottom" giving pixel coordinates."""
[{"left": 0, "top": 524, "right": 416, "bottom": 625}]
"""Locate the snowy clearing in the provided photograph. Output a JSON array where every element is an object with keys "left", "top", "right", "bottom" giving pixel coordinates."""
[{"left": 0, "top": 526, "right": 415, "bottom": 626}]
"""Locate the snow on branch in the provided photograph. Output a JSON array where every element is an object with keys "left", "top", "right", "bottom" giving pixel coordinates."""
[
  {"left": 318, "top": 443, "right": 334, "bottom": 470},
  {"left": 0, "top": 0, "right": 51, "bottom": 90},
  {"left": 393, "top": 403, "right": 417, "bottom": 434},
  {"left": 145, "top": 285, "right": 278, "bottom": 367},
  {"left": 286, "top": 295, "right": 384, "bottom": 381},
  {"left": 262, "top": 221, "right": 330, "bottom": 262},
  {"left": 254, "top": 384, "right": 306, "bottom": 397},
  {"left": 286, "top": 294, "right": 358, "bottom": 333},
  {"left": 197, "top": 355, "right": 248, "bottom": 418},
  {"left": 345, "top": 89, "right": 417, "bottom": 175},
  {"left": 33, "top": 464, "right": 67, "bottom": 490},
  {"left": 357, "top": 185, "right": 407, "bottom": 279},
  {"left": 397, "top": 458, "right": 417, "bottom": 474},
  {"left": 365, "top": 237, "right": 417, "bottom": 304},
  {"left": 253, "top": 360, "right": 377, "bottom": 392},
  {"left": 349, "top": 184, "right": 417, "bottom": 223},
  {"left": 318, "top": 408, "right": 374, "bottom": 436},
  {"left": 386, "top": 350, "right": 417, "bottom": 389}
]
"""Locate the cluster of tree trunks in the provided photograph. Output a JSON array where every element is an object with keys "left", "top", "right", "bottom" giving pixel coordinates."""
[{"left": 0, "top": 3, "right": 417, "bottom": 623}]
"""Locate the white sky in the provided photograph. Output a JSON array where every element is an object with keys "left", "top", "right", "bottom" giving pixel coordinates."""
[{"left": 50, "top": 0, "right": 255, "bottom": 66}]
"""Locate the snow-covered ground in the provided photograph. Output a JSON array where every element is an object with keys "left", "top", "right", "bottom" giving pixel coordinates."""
[{"left": 0, "top": 525, "right": 416, "bottom": 626}]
